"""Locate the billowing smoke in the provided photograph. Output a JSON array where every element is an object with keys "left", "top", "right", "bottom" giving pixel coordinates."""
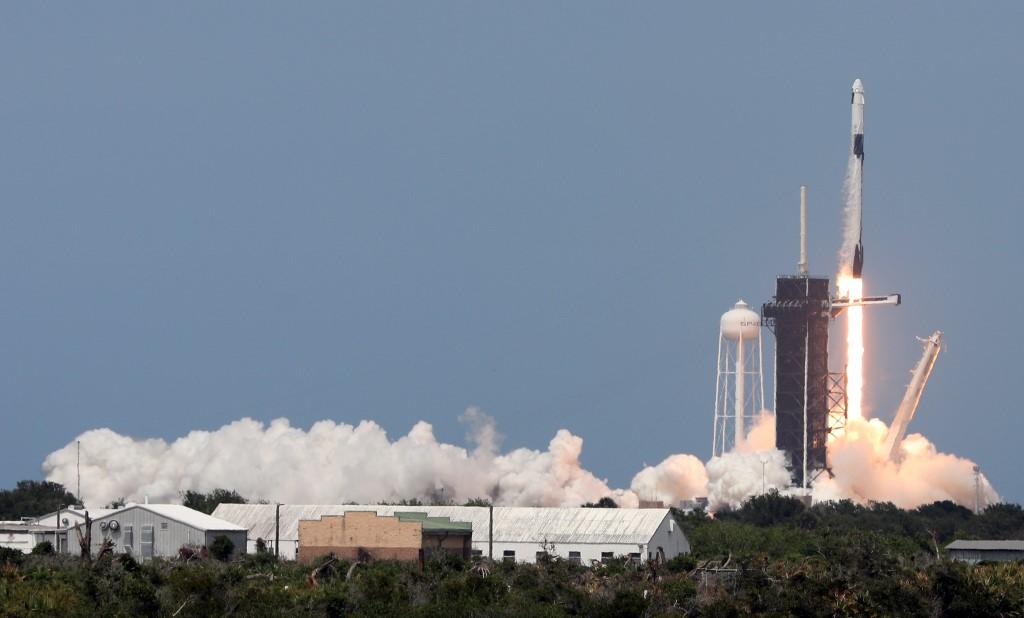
[
  {"left": 43, "top": 409, "right": 636, "bottom": 509},
  {"left": 44, "top": 407, "right": 997, "bottom": 512},
  {"left": 630, "top": 412, "right": 792, "bottom": 511},
  {"left": 838, "top": 151, "right": 862, "bottom": 277},
  {"left": 629, "top": 455, "right": 708, "bottom": 506},
  {"left": 813, "top": 417, "right": 1000, "bottom": 508}
]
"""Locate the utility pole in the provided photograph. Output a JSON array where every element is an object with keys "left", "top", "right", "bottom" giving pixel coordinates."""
[
  {"left": 275, "top": 504, "right": 281, "bottom": 559},
  {"left": 973, "top": 465, "right": 982, "bottom": 514},
  {"left": 77, "top": 441, "right": 81, "bottom": 504},
  {"left": 761, "top": 458, "right": 767, "bottom": 495}
]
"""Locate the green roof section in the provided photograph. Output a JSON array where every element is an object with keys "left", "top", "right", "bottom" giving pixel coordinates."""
[{"left": 395, "top": 511, "right": 472, "bottom": 533}]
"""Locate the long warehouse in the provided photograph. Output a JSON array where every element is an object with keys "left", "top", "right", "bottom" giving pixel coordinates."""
[{"left": 212, "top": 504, "right": 689, "bottom": 564}]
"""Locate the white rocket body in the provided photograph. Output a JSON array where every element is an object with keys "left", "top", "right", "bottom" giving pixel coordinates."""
[{"left": 850, "top": 79, "right": 865, "bottom": 277}]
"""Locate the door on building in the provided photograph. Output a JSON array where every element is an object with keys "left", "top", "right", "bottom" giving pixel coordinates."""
[{"left": 141, "top": 526, "right": 154, "bottom": 559}]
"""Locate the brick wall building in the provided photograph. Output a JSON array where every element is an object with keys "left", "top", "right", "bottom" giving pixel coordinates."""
[{"left": 297, "top": 511, "right": 471, "bottom": 564}]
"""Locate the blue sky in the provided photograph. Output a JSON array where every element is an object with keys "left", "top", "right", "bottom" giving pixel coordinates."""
[{"left": 2, "top": 3, "right": 1022, "bottom": 501}]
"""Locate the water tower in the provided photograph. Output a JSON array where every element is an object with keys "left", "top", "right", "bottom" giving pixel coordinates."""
[{"left": 713, "top": 300, "right": 765, "bottom": 456}]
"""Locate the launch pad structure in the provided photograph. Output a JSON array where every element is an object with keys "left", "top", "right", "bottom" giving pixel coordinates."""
[
  {"left": 762, "top": 276, "right": 834, "bottom": 488},
  {"left": 755, "top": 80, "right": 904, "bottom": 490},
  {"left": 758, "top": 176, "right": 899, "bottom": 489}
]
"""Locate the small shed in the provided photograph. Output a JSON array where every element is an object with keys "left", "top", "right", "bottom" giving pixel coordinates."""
[
  {"left": 83, "top": 504, "right": 248, "bottom": 560},
  {"left": 946, "top": 540, "right": 1024, "bottom": 564}
]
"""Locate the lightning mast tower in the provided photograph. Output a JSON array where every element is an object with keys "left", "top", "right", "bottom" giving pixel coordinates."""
[
  {"left": 713, "top": 300, "right": 765, "bottom": 456},
  {"left": 762, "top": 186, "right": 833, "bottom": 488}
]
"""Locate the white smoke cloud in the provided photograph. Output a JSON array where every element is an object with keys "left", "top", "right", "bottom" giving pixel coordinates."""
[
  {"left": 43, "top": 409, "right": 637, "bottom": 509},
  {"left": 43, "top": 407, "right": 998, "bottom": 513},
  {"left": 626, "top": 412, "right": 791, "bottom": 511},
  {"left": 813, "top": 417, "right": 1000, "bottom": 508},
  {"left": 705, "top": 449, "right": 792, "bottom": 510},
  {"left": 735, "top": 410, "right": 777, "bottom": 453},
  {"left": 629, "top": 454, "right": 708, "bottom": 506}
]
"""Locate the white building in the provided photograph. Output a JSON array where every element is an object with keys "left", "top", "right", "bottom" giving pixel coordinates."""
[
  {"left": 212, "top": 504, "right": 689, "bottom": 564},
  {"left": 0, "top": 522, "right": 61, "bottom": 554},
  {"left": 80, "top": 504, "right": 249, "bottom": 561},
  {"left": 947, "top": 540, "right": 1024, "bottom": 564},
  {"left": 10, "top": 505, "right": 246, "bottom": 560}
]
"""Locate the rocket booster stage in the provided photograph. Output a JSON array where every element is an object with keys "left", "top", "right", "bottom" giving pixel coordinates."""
[{"left": 851, "top": 78, "right": 865, "bottom": 277}]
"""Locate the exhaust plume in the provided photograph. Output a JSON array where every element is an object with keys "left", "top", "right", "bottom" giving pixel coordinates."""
[
  {"left": 43, "top": 409, "right": 635, "bottom": 509},
  {"left": 44, "top": 407, "right": 997, "bottom": 513},
  {"left": 814, "top": 416, "right": 1000, "bottom": 508}
]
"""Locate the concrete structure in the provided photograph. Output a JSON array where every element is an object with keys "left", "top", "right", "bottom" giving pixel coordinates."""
[
  {"left": 297, "top": 511, "right": 472, "bottom": 564},
  {"left": 76, "top": 504, "right": 247, "bottom": 561},
  {"left": 0, "top": 522, "right": 62, "bottom": 554},
  {"left": 946, "top": 540, "right": 1024, "bottom": 564},
  {"left": 213, "top": 504, "right": 689, "bottom": 564}
]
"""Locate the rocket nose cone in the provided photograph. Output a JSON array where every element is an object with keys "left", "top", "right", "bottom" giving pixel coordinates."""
[{"left": 852, "top": 78, "right": 864, "bottom": 93}]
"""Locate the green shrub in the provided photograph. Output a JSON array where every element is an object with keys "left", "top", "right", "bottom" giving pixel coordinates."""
[
  {"left": 31, "top": 540, "right": 55, "bottom": 555},
  {"left": 664, "top": 553, "right": 696, "bottom": 573},
  {"left": 0, "top": 546, "right": 24, "bottom": 565},
  {"left": 209, "top": 535, "right": 235, "bottom": 562}
]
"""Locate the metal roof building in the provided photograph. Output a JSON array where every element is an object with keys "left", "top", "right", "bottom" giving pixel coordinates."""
[
  {"left": 78, "top": 504, "right": 248, "bottom": 561},
  {"left": 212, "top": 504, "right": 689, "bottom": 564},
  {"left": 32, "top": 508, "right": 119, "bottom": 529},
  {"left": 0, "top": 522, "right": 62, "bottom": 554},
  {"left": 946, "top": 540, "right": 1024, "bottom": 564}
]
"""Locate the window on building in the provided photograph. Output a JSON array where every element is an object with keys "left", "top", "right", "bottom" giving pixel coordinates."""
[
  {"left": 471, "top": 549, "right": 482, "bottom": 558},
  {"left": 601, "top": 552, "right": 614, "bottom": 564},
  {"left": 502, "top": 550, "right": 515, "bottom": 562},
  {"left": 535, "top": 551, "right": 549, "bottom": 562},
  {"left": 628, "top": 553, "right": 641, "bottom": 564},
  {"left": 123, "top": 526, "right": 133, "bottom": 551},
  {"left": 160, "top": 522, "right": 169, "bottom": 530},
  {"left": 568, "top": 551, "right": 581, "bottom": 565}
]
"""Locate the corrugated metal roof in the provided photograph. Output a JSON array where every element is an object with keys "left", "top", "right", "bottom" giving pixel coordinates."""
[
  {"left": 947, "top": 540, "right": 1024, "bottom": 551},
  {"left": 212, "top": 504, "right": 670, "bottom": 545},
  {"left": 32, "top": 508, "right": 119, "bottom": 523},
  {"left": 0, "top": 523, "right": 61, "bottom": 533},
  {"left": 100, "top": 504, "right": 246, "bottom": 532}
]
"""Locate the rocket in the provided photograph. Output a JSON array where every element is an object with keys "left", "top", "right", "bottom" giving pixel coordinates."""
[{"left": 851, "top": 78, "right": 865, "bottom": 277}]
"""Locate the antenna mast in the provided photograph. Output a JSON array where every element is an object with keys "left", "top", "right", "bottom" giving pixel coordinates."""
[{"left": 798, "top": 185, "right": 808, "bottom": 275}]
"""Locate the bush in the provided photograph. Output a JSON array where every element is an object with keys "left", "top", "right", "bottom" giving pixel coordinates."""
[
  {"left": 31, "top": 540, "right": 55, "bottom": 555},
  {"left": 209, "top": 535, "right": 234, "bottom": 562},
  {"left": 0, "top": 546, "right": 24, "bottom": 566},
  {"left": 664, "top": 553, "right": 697, "bottom": 573}
]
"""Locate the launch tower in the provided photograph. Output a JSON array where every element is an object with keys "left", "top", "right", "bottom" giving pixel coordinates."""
[{"left": 762, "top": 276, "right": 832, "bottom": 488}]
